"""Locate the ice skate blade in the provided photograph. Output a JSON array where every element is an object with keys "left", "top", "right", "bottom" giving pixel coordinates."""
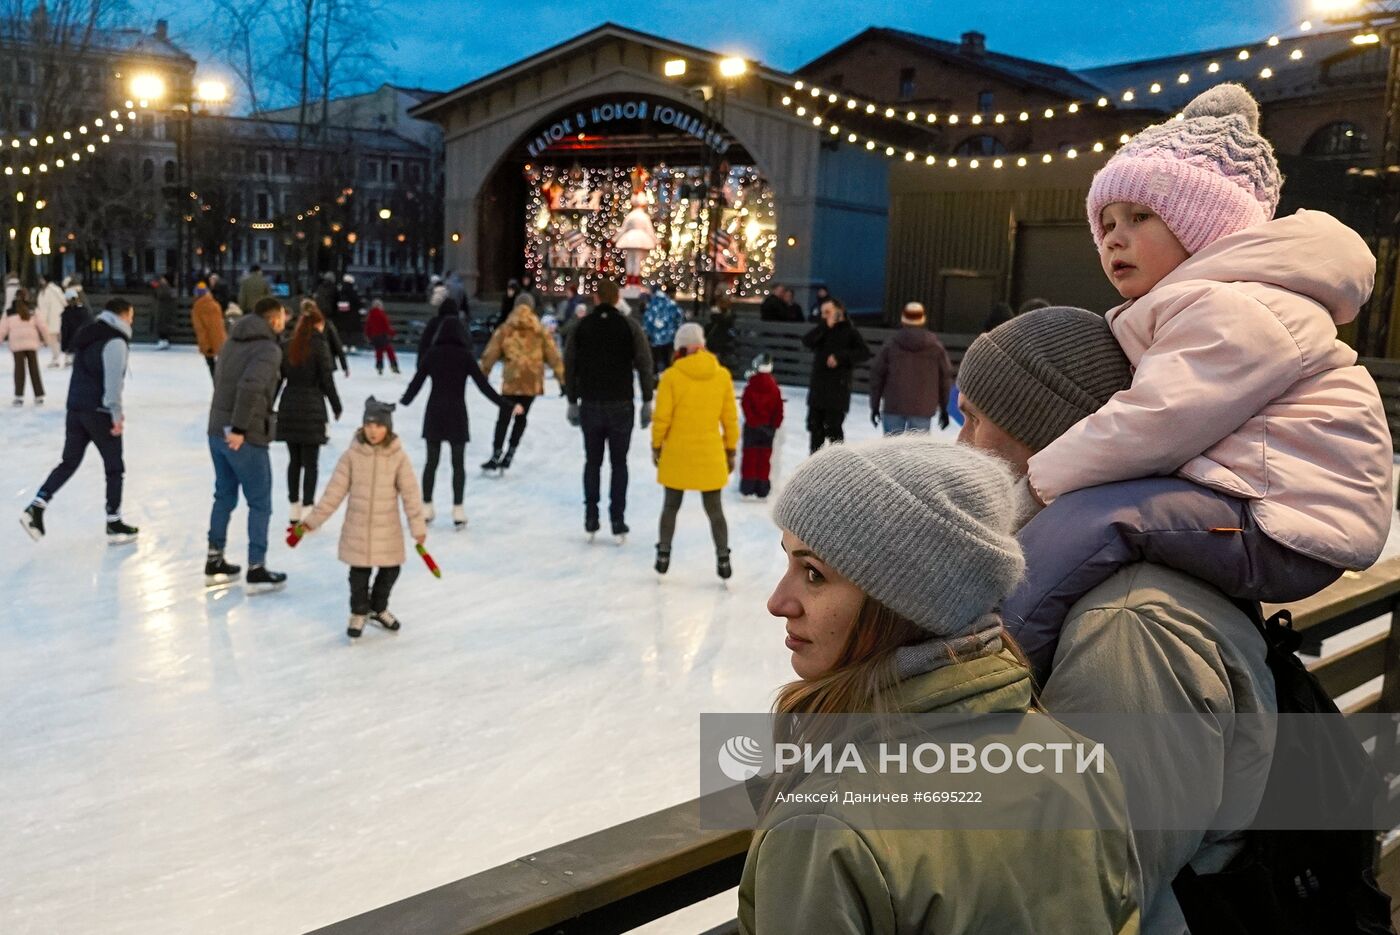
[
  {"left": 107, "top": 534, "right": 138, "bottom": 546},
  {"left": 18, "top": 516, "right": 41, "bottom": 541},
  {"left": 614, "top": 534, "right": 627, "bottom": 546},
  {"left": 453, "top": 523, "right": 467, "bottom": 532},
  {"left": 204, "top": 573, "right": 238, "bottom": 587},
  {"left": 244, "top": 581, "right": 287, "bottom": 595}
]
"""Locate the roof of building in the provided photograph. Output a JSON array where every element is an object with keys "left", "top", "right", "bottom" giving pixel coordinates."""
[
  {"left": 409, "top": 22, "right": 795, "bottom": 120},
  {"left": 0, "top": 21, "right": 193, "bottom": 64},
  {"left": 1077, "top": 27, "right": 1372, "bottom": 109},
  {"left": 797, "top": 26, "right": 1108, "bottom": 102},
  {"left": 191, "top": 114, "right": 432, "bottom": 155}
]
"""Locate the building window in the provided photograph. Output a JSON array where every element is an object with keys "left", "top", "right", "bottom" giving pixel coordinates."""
[
  {"left": 365, "top": 160, "right": 381, "bottom": 181},
  {"left": 977, "top": 91, "right": 995, "bottom": 113},
  {"left": 16, "top": 103, "right": 34, "bottom": 130},
  {"left": 1303, "top": 121, "right": 1370, "bottom": 158},
  {"left": 898, "top": 67, "right": 915, "bottom": 101},
  {"left": 285, "top": 154, "right": 297, "bottom": 175},
  {"left": 256, "top": 192, "right": 270, "bottom": 219},
  {"left": 163, "top": 160, "right": 176, "bottom": 183},
  {"left": 408, "top": 163, "right": 422, "bottom": 184},
  {"left": 257, "top": 238, "right": 270, "bottom": 263},
  {"left": 953, "top": 134, "right": 1009, "bottom": 156},
  {"left": 17, "top": 61, "right": 32, "bottom": 84},
  {"left": 142, "top": 159, "right": 155, "bottom": 181},
  {"left": 226, "top": 151, "right": 240, "bottom": 172},
  {"left": 165, "top": 249, "right": 177, "bottom": 272},
  {"left": 390, "top": 162, "right": 401, "bottom": 181},
  {"left": 258, "top": 152, "right": 270, "bottom": 175},
  {"left": 367, "top": 246, "right": 378, "bottom": 266}
]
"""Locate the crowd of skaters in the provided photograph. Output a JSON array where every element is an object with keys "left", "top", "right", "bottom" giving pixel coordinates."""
[{"left": 5, "top": 81, "right": 1400, "bottom": 931}]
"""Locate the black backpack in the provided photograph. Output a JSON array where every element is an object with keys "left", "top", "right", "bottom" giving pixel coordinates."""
[{"left": 1172, "top": 605, "right": 1394, "bottom": 934}]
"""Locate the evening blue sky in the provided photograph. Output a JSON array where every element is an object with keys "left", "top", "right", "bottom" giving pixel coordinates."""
[{"left": 147, "top": 0, "right": 1317, "bottom": 101}]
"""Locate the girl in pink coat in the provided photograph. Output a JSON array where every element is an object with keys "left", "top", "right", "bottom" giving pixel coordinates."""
[
  {"left": 291, "top": 397, "right": 428, "bottom": 640},
  {"left": 0, "top": 289, "right": 51, "bottom": 404},
  {"left": 1015, "top": 84, "right": 1392, "bottom": 626}
]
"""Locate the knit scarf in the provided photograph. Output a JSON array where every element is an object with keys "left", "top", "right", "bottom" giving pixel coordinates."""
[{"left": 894, "top": 614, "right": 1006, "bottom": 680}]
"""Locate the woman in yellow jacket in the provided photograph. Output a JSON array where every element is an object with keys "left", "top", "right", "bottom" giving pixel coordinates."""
[{"left": 651, "top": 322, "right": 739, "bottom": 579}]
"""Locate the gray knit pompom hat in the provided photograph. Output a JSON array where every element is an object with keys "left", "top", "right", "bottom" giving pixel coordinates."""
[
  {"left": 956, "top": 306, "right": 1132, "bottom": 452},
  {"left": 773, "top": 437, "right": 1025, "bottom": 637}
]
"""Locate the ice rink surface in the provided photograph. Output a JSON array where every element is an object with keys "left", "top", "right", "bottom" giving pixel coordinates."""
[
  {"left": 0, "top": 345, "right": 890, "bottom": 934},
  {"left": 5, "top": 346, "right": 1400, "bottom": 934}
]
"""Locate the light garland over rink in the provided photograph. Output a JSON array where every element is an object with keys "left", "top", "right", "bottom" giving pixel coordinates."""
[
  {"left": 774, "top": 17, "right": 1368, "bottom": 135},
  {"left": 776, "top": 92, "right": 1128, "bottom": 170}
]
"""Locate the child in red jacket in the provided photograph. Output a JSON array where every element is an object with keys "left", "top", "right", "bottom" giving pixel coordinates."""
[
  {"left": 740, "top": 353, "right": 784, "bottom": 499},
  {"left": 364, "top": 299, "right": 398, "bottom": 374}
]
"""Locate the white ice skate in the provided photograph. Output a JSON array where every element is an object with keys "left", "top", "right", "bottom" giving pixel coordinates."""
[
  {"left": 424, "top": 502, "right": 435, "bottom": 525},
  {"left": 452, "top": 505, "right": 467, "bottom": 531}
]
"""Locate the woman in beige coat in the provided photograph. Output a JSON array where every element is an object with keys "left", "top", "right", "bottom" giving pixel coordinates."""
[{"left": 297, "top": 397, "right": 428, "bottom": 639}]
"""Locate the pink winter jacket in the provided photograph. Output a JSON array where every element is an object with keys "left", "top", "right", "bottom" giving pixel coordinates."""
[
  {"left": 1028, "top": 210, "right": 1394, "bottom": 570},
  {"left": 302, "top": 432, "right": 427, "bottom": 567},
  {"left": 0, "top": 313, "right": 51, "bottom": 353}
]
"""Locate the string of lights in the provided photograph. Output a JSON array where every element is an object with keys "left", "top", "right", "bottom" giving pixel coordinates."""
[
  {"left": 2, "top": 103, "right": 141, "bottom": 180},
  {"left": 0, "top": 99, "right": 148, "bottom": 152},
  {"left": 772, "top": 18, "right": 1373, "bottom": 134},
  {"left": 776, "top": 92, "right": 1139, "bottom": 170}
]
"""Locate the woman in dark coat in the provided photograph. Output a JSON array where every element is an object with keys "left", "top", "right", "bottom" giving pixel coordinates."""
[
  {"left": 399, "top": 316, "right": 513, "bottom": 527},
  {"left": 276, "top": 300, "right": 343, "bottom": 523},
  {"left": 417, "top": 296, "right": 463, "bottom": 363},
  {"left": 802, "top": 296, "right": 870, "bottom": 453}
]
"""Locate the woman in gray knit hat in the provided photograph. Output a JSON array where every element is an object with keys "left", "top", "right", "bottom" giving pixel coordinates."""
[{"left": 736, "top": 435, "right": 1140, "bottom": 935}]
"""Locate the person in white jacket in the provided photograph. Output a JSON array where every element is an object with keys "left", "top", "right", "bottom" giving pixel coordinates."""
[{"left": 36, "top": 275, "right": 66, "bottom": 367}]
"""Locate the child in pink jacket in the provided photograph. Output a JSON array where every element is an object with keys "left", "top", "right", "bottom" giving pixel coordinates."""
[
  {"left": 1003, "top": 84, "right": 1394, "bottom": 667},
  {"left": 0, "top": 290, "right": 51, "bottom": 404}
]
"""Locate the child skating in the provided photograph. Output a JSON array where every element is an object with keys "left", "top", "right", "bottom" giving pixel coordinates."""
[
  {"left": 1, "top": 288, "right": 51, "bottom": 405},
  {"left": 364, "top": 299, "right": 399, "bottom": 375},
  {"left": 291, "top": 398, "right": 428, "bottom": 639},
  {"left": 739, "top": 353, "right": 783, "bottom": 500}
]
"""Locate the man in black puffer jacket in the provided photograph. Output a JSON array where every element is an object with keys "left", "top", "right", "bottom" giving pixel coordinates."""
[
  {"left": 21, "top": 298, "right": 136, "bottom": 544},
  {"left": 205, "top": 296, "right": 289, "bottom": 591}
]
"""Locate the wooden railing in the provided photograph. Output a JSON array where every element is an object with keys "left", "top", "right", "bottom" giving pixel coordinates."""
[{"left": 313, "top": 557, "right": 1400, "bottom": 935}]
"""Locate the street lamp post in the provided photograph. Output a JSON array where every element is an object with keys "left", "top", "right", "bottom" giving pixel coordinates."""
[{"left": 664, "top": 55, "right": 747, "bottom": 315}]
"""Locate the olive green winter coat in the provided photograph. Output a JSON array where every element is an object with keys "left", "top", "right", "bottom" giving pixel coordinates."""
[{"left": 737, "top": 650, "right": 1141, "bottom": 935}]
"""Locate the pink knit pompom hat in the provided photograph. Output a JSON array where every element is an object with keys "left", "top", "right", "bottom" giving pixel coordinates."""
[{"left": 1087, "top": 83, "right": 1283, "bottom": 254}]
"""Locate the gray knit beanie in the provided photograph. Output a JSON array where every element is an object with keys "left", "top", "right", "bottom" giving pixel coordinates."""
[
  {"left": 674, "top": 321, "right": 705, "bottom": 350},
  {"left": 362, "top": 396, "right": 395, "bottom": 432},
  {"left": 773, "top": 437, "right": 1025, "bottom": 638},
  {"left": 957, "top": 306, "right": 1131, "bottom": 452}
]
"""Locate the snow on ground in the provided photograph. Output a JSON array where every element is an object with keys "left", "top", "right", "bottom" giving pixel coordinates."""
[
  {"left": 0, "top": 345, "right": 894, "bottom": 934},
  {"left": 5, "top": 347, "right": 1400, "bottom": 935}
]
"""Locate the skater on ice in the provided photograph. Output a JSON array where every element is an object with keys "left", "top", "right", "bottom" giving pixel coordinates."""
[
  {"left": 739, "top": 353, "right": 783, "bottom": 500},
  {"left": 801, "top": 296, "right": 869, "bottom": 454},
  {"left": 291, "top": 397, "right": 427, "bottom": 639},
  {"left": 205, "top": 296, "right": 290, "bottom": 592},
  {"left": 649, "top": 322, "right": 738, "bottom": 578},
  {"left": 364, "top": 299, "right": 400, "bottom": 375},
  {"left": 0, "top": 287, "right": 50, "bottom": 405},
  {"left": 478, "top": 297, "right": 566, "bottom": 475},
  {"left": 563, "top": 279, "right": 654, "bottom": 542},
  {"left": 20, "top": 298, "right": 138, "bottom": 544},
  {"left": 641, "top": 282, "right": 684, "bottom": 375},
  {"left": 191, "top": 282, "right": 228, "bottom": 381},
  {"left": 868, "top": 301, "right": 951, "bottom": 435},
  {"left": 276, "top": 300, "right": 343, "bottom": 526},
  {"left": 399, "top": 315, "right": 515, "bottom": 530},
  {"left": 35, "top": 273, "right": 65, "bottom": 368},
  {"left": 59, "top": 287, "right": 92, "bottom": 369}
]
